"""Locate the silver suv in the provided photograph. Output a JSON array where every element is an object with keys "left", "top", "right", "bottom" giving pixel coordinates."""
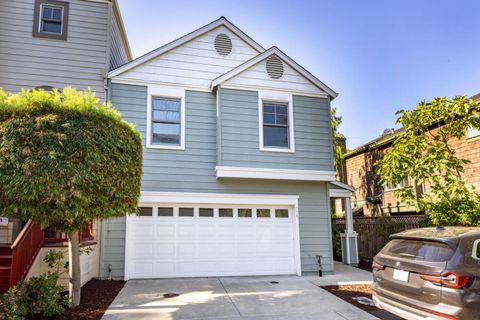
[{"left": 372, "top": 227, "right": 480, "bottom": 320}]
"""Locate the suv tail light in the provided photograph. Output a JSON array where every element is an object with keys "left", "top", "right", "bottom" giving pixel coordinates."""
[
  {"left": 372, "top": 261, "right": 385, "bottom": 271},
  {"left": 420, "top": 271, "right": 472, "bottom": 289}
]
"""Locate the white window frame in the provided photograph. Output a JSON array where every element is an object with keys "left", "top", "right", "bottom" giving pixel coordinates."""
[
  {"left": 467, "top": 127, "right": 480, "bottom": 139},
  {"left": 39, "top": 3, "right": 64, "bottom": 35},
  {"left": 258, "top": 90, "right": 295, "bottom": 153},
  {"left": 146, "top": 85, "right": 186, "bottom": 150}
]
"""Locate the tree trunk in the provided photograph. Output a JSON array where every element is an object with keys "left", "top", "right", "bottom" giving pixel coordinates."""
[{"left": 67, "top": 230, "right": 81, "bottom": 307}]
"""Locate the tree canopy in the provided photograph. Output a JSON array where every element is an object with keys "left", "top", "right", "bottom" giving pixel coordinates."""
[
  {"left": 0, "top": 88, "right": 143, "bottom": 231},
  {"left": 376, "top": 96, "right": 480, "bottom": 226}
]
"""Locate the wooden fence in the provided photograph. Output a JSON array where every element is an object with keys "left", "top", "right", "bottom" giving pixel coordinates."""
[{"left": 332, "top": 215, "right": 423, "bottom": 262}]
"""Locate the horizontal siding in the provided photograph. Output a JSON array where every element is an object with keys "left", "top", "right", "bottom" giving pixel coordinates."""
[
  {"left": 224, "top": 57, "right": 326, "bottom": 95},
  {"left": 0, "top": 0, "right": 108, "bottom": 100},
  {"left": 220, "top": 88, "right": 333, "bottom": 171},
  {"left": 109, "top": 8, "right": 129, "bottom": 70},
  {"left": 100, "top": 216, "right": 126, "bottom": 279},
  {"left": 103, "top": 83, "right": 334, "bottom": 278},
  {"left": 113, "top": 25, "right": 259, "bottom": 89}
]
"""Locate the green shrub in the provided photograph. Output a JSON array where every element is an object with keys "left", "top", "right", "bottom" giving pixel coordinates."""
[
  {"left": 23, "top": 272, "right": 68, "bottom": 317},
  {"left": 0, "top": 286, "right": 27, "bottom": 320},
  {"left": 0, "top": 87, "right": 143, "bottom": 232}
]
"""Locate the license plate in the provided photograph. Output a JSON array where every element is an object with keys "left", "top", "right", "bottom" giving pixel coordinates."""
[{"left": 393, "top": 269, "right": 410, "bottom": 282}]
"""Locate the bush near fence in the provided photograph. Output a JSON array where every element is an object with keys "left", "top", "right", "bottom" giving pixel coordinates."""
[{"left": 332, "top": 215, "right": 423, "bottom": 262}]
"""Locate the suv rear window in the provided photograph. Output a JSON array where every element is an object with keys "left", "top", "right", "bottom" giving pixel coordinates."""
[{"left": 381, "top": 239, "right": 455, "bottom": 262}]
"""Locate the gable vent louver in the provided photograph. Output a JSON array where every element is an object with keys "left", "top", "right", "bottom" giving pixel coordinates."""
[
  {"left": 214, "top": 33, "right": 233, "bottom": 56},
  {"left": 266, "top": 55, "right": 284, "bottom": 79}
]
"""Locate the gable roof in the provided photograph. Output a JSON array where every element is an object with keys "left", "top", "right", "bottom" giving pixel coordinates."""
[
  {"left": 210, "top": 46, "right": 338, "bottom": 99},
  {"left": 108, "top": 17, "right": 265, "bottom": 78}
]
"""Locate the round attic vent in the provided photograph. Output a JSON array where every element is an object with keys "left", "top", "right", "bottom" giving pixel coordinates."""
[
  {"left": 214, "top": 33, "right": 232, "bottom": 56},
  {"left": 266, "top": 55, "right": 284, "bottom": 79}
]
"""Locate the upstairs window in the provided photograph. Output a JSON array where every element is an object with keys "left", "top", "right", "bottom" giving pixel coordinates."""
[
  {"left": 33, "top": 0, "right": 69, "bottom": 40},
  {"left": 467, "top": 127, "right": 480, "bottom": 139},
  {"left": 151, "top": 97, "right": 181, "bottom": 146},
  {"left": 262, "top": 102, "right": 290, "bottom": 149}
]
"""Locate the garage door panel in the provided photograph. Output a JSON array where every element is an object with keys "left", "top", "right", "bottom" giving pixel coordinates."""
[
  {"left": 132, "top": 261, "right": 154, "bottom": 276},
  {"left": 132, "top": 243, "right": 155, "bottom": 258},
  {"left": 156, "top": 224, "right": 175, "bottom": 237},
  {"left": 128, "top": 203, "right": 297, "bottom": 279},
  {"left": 177, "top": 224, "right": 196, "bottom": 237},
  {"left": 155, "top": 243, "right": 175, "bottom": 259},
  {"left": 134, "top": 224, "right": 155, "bottom": 238},
  {"left": 155, "top": 262, "right": 175, "bottom": 274},
  {"left": 217, "top": 242, "right": 236, "bottom": 257}
]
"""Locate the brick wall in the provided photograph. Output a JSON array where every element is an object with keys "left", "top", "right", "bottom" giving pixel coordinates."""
[{"left": 344, "top": 129, "right": 480, "bottom": 217}]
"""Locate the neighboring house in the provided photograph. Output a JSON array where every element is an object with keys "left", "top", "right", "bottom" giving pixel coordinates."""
[
  {"left": 342, "top": 94, "right": 480, "bottom": 217},
  {"left": 102, "top": 16, "right": 356, "bottom": 280},
  {"left": 0, "top": 0, "right": 131, "bottom": 292}
]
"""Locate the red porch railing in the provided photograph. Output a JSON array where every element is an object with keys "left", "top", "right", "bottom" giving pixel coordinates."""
[
  {"left": 9, "top": 220, "right": 44, "bottom": 287},
  {"left": 3, "top": 221, "right": 95, "bottom": 291}
]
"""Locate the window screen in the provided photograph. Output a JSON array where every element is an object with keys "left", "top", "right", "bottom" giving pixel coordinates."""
[
  {"left": 263, "top": 102, "right": 289, "bottom": 148},
  {"left": 40, "top": 4, "right": 63, "bottom": 34},
  {"left": 152, "top": 98, "right": 181, "bottom": 145}
]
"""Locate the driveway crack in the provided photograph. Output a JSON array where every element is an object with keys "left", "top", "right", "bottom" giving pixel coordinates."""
[{"left": 218, "top": 278, "right": 243, "bottom": 318}]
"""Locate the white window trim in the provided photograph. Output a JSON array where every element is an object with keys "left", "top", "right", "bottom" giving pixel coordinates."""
[
  {"left": 467, "top": 126, "right": 480, "bottom": 139},
  {"left": 39, "top": 3, "right": 64, "bottom": 35},
  {"left": 146, "top": 85, "right": 186, "bottom": 150},
  {"left": 258, "top": 90, "right": 295, "bottom": 153}
]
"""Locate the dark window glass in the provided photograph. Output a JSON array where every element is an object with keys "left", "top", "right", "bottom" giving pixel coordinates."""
[
  {"left": 152, "top": 98, "right": 181, "bottom": 145},
  {"left": 40, "top": 5, "right": 63, "bottom": 34},
  {"left": 381, "top": 239, "right": 455, "bottom": 262},
  {"left": 179, "top": 208, "right": 194, "bottom": 217},
  {"left": 138, "top": 207, "right": 152, "bottom": 217},
  {"left": 199, "top": 208, "right": 214, "bottom": 217},
  {"left": 219, "top": 208, "right": 233, "bottom": 217},
  {"left": 158, "top": 207, "right": 173, "bottom": 217},
  {"left": 263, "top": 102, "right": 289, "bottom": 148},
  {"left": 257, "top": 209, "right": 270, "bottom": 218},
  {"left": 275, "top": 209, "right": 289, "bottom": 218},
  {"left": 238, "top": 209, "right": 252, "bottom": 218}
]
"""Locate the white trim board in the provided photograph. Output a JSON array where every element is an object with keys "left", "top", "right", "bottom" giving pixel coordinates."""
[
  {"left": 216, "top": 166, "right": 336, "bottom": 181},
  {"left": 211, "top": 46, "right": 338, "bottom": 99},
  {"left": 139, "top": 191, "right": 300, "bottom": 205},
  {"left": 108, "top": 17, "right": 264, "bottom": 78}
]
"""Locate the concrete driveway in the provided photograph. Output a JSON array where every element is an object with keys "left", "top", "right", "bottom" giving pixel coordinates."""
[{"left": 102, "top": 275, "right": 379, "bottom": 320}]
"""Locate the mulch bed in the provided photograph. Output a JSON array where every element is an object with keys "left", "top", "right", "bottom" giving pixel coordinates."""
[
  {"left": 38, "top": 279, "right": 125, "bottom": 320},
  {"left": 321, "top": 284, "right": 378, "bottom": 312}
]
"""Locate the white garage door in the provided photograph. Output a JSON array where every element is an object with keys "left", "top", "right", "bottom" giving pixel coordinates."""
[{"left": 125, "top": 203, "right": 299, "bottom": 279}]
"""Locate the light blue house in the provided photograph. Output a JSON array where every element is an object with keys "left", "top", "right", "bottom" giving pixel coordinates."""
[{"left": 101, "top": 17, "right": 356, "bottom": 280}]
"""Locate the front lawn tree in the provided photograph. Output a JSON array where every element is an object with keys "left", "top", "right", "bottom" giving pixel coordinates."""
[
  {"left": 377, "top": 96, "right": 480, "bottom": 226},
  {"left": 0, "top": 88, "right": 142, "bottom": 306}
]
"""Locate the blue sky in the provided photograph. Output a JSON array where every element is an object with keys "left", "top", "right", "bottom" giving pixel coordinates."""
[{"left": 117, "top": 0, "right": 480, "bottom": 149}]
